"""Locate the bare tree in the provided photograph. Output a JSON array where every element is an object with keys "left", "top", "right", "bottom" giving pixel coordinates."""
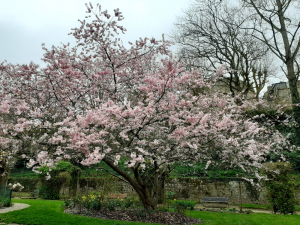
[
  {"left": 172, "top": 0, "right": 276, "bottom": 99},
  {"left": 240, "top": 0, "right": 300, "bottom": 122}
]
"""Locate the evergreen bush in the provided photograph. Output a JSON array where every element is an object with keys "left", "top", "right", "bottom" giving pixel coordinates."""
[
  {"left": 261, "top": 162, "right": 300, "bottom": 214},
  {"left": 38, "top": 186, "right": 60, "bottom": 200},
  {"left": 38, "top": 161, "right": 81, "bottom": 200}
]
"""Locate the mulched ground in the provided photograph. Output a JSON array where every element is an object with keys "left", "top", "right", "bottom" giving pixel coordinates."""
[{"left": 64, "top": 206, "right": 202, "bottom": 225}]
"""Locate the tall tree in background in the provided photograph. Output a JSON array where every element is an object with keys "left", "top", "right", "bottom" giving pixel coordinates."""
[
  {"left": 172, "top": 0, "right": 275, "bottom": 99},
  {"left": 240, "top": 0, "right": 300, "bottom": 134}
]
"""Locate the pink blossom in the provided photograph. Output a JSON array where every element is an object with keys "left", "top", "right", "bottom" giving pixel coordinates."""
[
  {"left": 0, "top": 3, "right": 293, "bottom": 209},
  {"left": 0, "top": 101, "right": 10, "bottom": 113},
  {"left": 200, "top": 114, "right": 210, "bottom": 124}
]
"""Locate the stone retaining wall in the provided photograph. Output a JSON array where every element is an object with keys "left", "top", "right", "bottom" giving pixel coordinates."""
[
  {"left": 9, "top": 176, "right": 271, "bottom": 204},
  {"left": 73, "top": 177, "right": 268, "bottom": 204},
  {"left": 164, "top": 178, "right": 267, "bottom": 204}
]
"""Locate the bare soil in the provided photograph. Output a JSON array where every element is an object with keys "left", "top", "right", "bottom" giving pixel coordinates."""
[{"left": 64, "top": 206, "right": 202, "bottom": 225}]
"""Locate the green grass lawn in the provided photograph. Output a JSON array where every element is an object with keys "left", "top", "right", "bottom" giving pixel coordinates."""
[
  {"left": 240, "top": 203, "right": 270, "bottom": 210},
  {"left": 239, "top": 203, "right": 300, "bottom": 211},
  {"left": 1, "top": 199, "right": 158, "bottom": 225},
  {"left": 1, "top": 199, "right": 300, "bottom": 225}
]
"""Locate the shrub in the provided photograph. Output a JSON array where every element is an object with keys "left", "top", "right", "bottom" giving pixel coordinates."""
[
  {"left": 157, "top": 205, "right": 169, "bottom": 212},
  {"left": 71, "top": 193, "right": 136, "bottom": 212},
  {"left": 244, "top": 209, "right": 254, "bottom": 214},
  {"left": 38, "top": 186, "right": 60, "bottom": 200},
  {"left": 63, "top": 198, "right": 73, "bottom": 207},
  {"left": 38, "top": 161, "right": 81, "bottom": 199},
  {"left": 104, "top": 200, "right": 117, "bottom": 211},
  {"left": 102, "top": 198, "right": 133, "bottom": 211},
  {"left": 261, "top": 162, "right": 300, "bottom": 214},
  {"left": 121, "top": 196, "right": 142, "bottom": 208},
  {"left": 123, "top": 198, "right": 134, "bottom": 209},
  {"left": 79, "top": 178, "right": 114, "bottom": 202},
  {"left": 72, "top": 195, "right": 83, "bottom": 207},
  {"left": 165, "top": 191, "right": 175, "bottom": 200},
  {"left": 136, "top": 208, "right": 147, "bottom": 218},
  {"left": 0, "top": 197, "right": 11, "bottom": 208},
  {"left": 227, "top": 208, "right": 238, "bottom": 212},
  {"left": 81, "top": 194, "right": 102, "bottom": 210},
  {"left": 171, "top": 200, "right": 195, "bottom": 214}
]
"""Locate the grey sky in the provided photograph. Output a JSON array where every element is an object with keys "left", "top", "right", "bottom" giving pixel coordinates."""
[
  {"left": 0, "top": 0, "right": 286, "bottom": 96},
  {"left": 0, "top": 0, "right": 190, "bottom": 67}
]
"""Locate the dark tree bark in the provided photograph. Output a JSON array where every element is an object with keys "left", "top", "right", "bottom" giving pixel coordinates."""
[
  {"left": 102, "top": 157, "right": 169, "bottom": 209},
  {"left": 0, "top": 166, "right": 8, "bottom": 186},
  {"left": 172, "top": 0, "right": 275, "bottom": 99}
]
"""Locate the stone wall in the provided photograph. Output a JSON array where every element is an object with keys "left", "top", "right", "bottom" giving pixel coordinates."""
[
  {"left": 10, "top": 176, "right": 271, "bottom": 204},
  {"left": 164, "top": 178, "right": 267, "bottom": 204},
  {"left": 74, "top": 177, "right": 268, "bottom": 204}
]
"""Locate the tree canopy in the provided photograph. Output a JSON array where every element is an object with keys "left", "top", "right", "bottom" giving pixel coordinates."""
[{"left": 0, "top": 3, "right": 296, "bottom": 209}]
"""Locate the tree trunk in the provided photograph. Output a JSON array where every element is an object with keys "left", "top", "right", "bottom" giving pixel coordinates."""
[
  {"left": 238, "top": 180, "right": 243, "bottom": 213},
  {"left": 139, "top": 187, "right": 157, "bottom": 209},
  {"left": 0, "top": 167, "right": 8, "bottom": 186},
  {"left": 102, "top": 157, "right": 157, "bottom": 209},
  {"left": 286, "top": 60, "right": 300, "bottom": 141},
  {"left": 157, "top": 174, "right": 166, "bottom": 204},
  {"left": 0, "top": 174, "right": 8, "bottom": 186},
  {"left": 287, "top": 61, "right": 300, "bottom": 104},
  {"left": 101, "top": 157, "right": 171, "bottom": 209},
  {"left": 133, "top": 173, "right": 168, "bottom": 209},
  {"left": 277, "top": 1, "right": 300, "bottom": 128}
]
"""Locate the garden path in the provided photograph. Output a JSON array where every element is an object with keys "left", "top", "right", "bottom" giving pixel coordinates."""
[
  {"left": 0, "top": 203, "right": 30, "bottom": 214},
  {"left": 195, "top": 204, "right": 300, "bottom": 214},
  {"left": 0, "top": 223, "right": 22, "bottom": 225}
]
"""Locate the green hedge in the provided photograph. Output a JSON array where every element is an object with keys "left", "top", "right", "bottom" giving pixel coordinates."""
[
  {"left": 6, "top": 177, "right": 120, "bottom": 192},
  {"left": 7, "top": 178, "right": 39, "bottom": 192},
  {"left": 6, "top": 176, "right": 257, "bottom": 193}
]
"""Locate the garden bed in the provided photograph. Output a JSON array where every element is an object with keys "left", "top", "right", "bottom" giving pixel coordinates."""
[{"left": 64, "top": 206, "right": 202, "bottom": 225}]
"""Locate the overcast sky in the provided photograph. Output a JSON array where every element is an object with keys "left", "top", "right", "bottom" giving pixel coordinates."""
[
  {"left": 0, "top": 0, "right": 285, "bottom": 94},
  {"left": 0, "top": 0, "right": 190, "bottom": 67}
]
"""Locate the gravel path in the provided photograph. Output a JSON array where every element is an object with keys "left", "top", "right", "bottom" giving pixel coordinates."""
[
  {"left": 0, "top": 203, "right": 30, "bottom": 214},
  {"left": 195, "top": 204, "right": 300, "bottom": 214},
  {"left": 0, "top": 224, "right": 23, "bottom": 225},
  {"left": 195, "top": 204, "right": 273, "bottom": 214}
]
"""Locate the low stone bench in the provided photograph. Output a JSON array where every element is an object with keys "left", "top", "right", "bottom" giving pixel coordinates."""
[
  {"left": 202, "top": 197, "right": 228, "bottom": 208},
  {"left": 108, "top": 193, "right": 127, "bottom": 199},
  {"left": 31, "top": 190, "right": 39, "bottom": 198}
]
